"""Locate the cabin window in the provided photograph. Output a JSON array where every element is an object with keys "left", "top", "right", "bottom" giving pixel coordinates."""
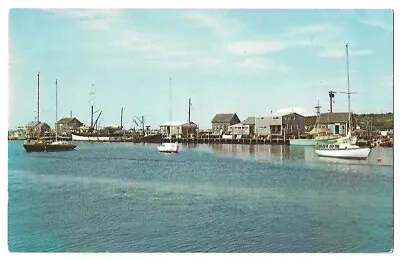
[{"left": 273, "top": 117, "right": 279, "bottom": 120}]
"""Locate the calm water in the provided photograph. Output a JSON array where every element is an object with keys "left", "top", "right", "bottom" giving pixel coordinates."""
[{"left": 8, "top": 141, "right": 393, "bottom": 252}]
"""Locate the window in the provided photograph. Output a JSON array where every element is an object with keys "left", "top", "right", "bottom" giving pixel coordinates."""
[{"left": 273, "top": 117, "right": 279, "bottom": 120}]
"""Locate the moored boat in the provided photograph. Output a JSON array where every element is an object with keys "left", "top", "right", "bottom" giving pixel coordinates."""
[
  {"left": 157, "top": 142, "right": 179, "bottom": 153},
  {"left": 314, "top": 43, "right": 369, "bottom": 160},
  {"left": 314, "top": 143, "right": 371, "bottom": 159}
]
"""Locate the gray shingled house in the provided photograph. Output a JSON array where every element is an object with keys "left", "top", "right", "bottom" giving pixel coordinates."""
[
  {"left": 211, "top": 113, "right": 240, "bottom": 135},
  {"left": 315, "top": 112, "right": 352, "bottom": 136},
  {"left": 56, "top": 117, "right": 84, "bottom": 134}
]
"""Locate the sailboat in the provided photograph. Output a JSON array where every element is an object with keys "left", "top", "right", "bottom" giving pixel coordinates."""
[
  {"left": 157, "top": 78, "right": 179, "bottom": 153},
  {"left": 23, "top": 76, "right": 76, "bottom": 152},
  {"left": 46, "top": 79, "right": 76, "bottom": 151},
  {"left": 314, "top": 43, "right": 371, "bottom": 159}
]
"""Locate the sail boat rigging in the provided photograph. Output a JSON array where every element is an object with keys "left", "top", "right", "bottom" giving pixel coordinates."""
[
  {"left": 157, "top": 77, "right": 179, "bottom": 153},
  {"left": 314, "top": 43, "right": 371, "bottom": 159},
  {"left": 24, "top": 76, "right": 76, "bottom": 152}
]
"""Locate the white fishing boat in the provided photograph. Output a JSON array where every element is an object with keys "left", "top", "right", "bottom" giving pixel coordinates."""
[
  {"left": 314, "top": 43, "right": 370, "bottom": 160},
  {"left": 314, "top": 143, "right": 370, "bottom": 159},
  {"left": 158, "top": 78, "right": 179, "bottom": 153}
]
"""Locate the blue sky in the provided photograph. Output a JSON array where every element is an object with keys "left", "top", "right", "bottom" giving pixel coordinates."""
[{"left": 8, "top": 9, "right": 393, "bottom": 130}]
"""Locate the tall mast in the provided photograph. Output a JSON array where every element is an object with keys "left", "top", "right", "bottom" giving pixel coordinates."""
[
  {"left": 120, "top": 107, "right": 123, "bottom": 129},
  {"left": 37, "top": 72, "right": 40, "bottom": 122},
  {"left": 55, "top": 79, "right": 58, "bottom": 142},
  {"left": 169, "top": 77, "right": 172, "bottom": 142},
  {"left": 346, "top": 43, "right": 351, "bottom": 126},
  {"left": 340, "top": 43, "right": 357, "bottom": 133},
  {"left": 188, "top": 98, "right": 191, "bottom": 122}
]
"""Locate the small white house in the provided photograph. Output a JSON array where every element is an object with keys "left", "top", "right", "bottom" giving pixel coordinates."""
[{"left": 160, "top": 121, "right": 198, "bottom": 138}]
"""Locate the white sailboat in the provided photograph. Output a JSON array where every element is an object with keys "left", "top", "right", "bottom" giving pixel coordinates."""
[
  {"left": 158, "top": 78, "right": 179, "bottom": 153},
  {"left": 47, "top": 79, "right": 76, "bottom": 151},
  {"left": 315, "top": 43, "right": 370, "bottom": 159}
]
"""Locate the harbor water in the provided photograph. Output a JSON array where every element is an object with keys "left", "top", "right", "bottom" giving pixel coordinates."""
[{"left": 8, "top": 140, "right": 393, "bottom": 252}]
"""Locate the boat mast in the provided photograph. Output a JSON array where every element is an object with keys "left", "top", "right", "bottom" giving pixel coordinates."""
[
  {"left": 120, "top": 107, "right": 123, "bottom": 129},
  {"left": 55, "top": 79, "right": 58, "bottom": 142},
  {"left": 341, "top": 43, "right": 356, "bottom": 132},
  {"left": 188, "top": 98, "right": 191, "bottom": 122},
  {"left": 169, "top": 77, "right": 172, "bottom": 143},
  {"left": 346, "top": 43, "right": 351, "bottom": 128},
  {"left": 37, "top": 72, "right": 40, "bottom": 122}
]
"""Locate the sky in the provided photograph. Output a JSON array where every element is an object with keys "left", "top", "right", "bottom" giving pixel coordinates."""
[{"left": 8, "top": 9, "right": 393, "bottom": 130}]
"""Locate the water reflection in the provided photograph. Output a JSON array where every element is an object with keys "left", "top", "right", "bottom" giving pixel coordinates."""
[{"left": 206, "top": 144, "right": 393, "bottom": 167}]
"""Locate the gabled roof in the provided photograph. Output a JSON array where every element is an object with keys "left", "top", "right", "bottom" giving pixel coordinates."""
[
  {"left": 26, "top": 121, "right": 40, "bottom": 127},
  {"left": 242, "top": 116, "right": 255, "bottom": 125},
  {"left": 316, "top": 112, "right": 351, "bottom": 124},
  {"left": 211, "top": 113, "right": 239, "bottom": 123},
  {"left": 57, "top": 117, "right": 83, "bottom": 125}
]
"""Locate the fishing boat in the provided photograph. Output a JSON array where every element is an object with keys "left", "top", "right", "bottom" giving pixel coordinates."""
[
  {"left": 290, "top": 101, "right": 346, "bottom": 146},
  {"left": 158, "top": 78, "right": 179, "bottom": 153},
  {"left": 315, "top": 43, "right": 370, "bottom": 159}
]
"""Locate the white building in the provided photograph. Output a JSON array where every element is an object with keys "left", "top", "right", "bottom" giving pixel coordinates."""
[{"left": 160, "top": 121, "right": 198, "bottom": 138}]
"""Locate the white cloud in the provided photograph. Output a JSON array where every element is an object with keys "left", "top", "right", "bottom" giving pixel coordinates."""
[
  {"left": 282, "top": 24, "right": 337, "bottom": 37},
  {"left": 360, "top": 19, "right": 393, "bottom": 31},
  {"left": 319, "top": 49, "right": 373, "bottom": 58},
  {"left": 227, "top": 40, "right": 284, "bottom": 55}
]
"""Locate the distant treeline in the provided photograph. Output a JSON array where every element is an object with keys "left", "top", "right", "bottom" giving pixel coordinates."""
[{"left": 305, "top": 112, "right": 393, "bottom": 131}]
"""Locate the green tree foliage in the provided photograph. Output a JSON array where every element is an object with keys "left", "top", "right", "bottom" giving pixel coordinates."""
[{"left": 305, "top": 113, "right": 393, "bottom": 131}]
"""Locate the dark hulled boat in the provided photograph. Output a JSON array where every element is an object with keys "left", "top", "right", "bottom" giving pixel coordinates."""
[
  {"left": 23, "top": 75, "right": 77, "bottom": 152},
  {"left": 23, "top": 140, "right": 76, "bottom": 152}
]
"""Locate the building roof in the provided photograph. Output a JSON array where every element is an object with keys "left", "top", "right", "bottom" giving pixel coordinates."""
[
  {"left": 316, "top": 112, "right": 351, "bottom": 124},
  {"left": 57, "top": 117, "right": 83, "bottom": 125},
  {"left": 160, "top": 121, "right": 198, "bottom": 127},
  {"left": 211, "top": 113, "right": 239, "bottom": 123},
  {"left": 26, "top": 121, "right": 50, "bottom": 129},
  {"left": 242, "top": 116, "right": 255, "bottom": 125},
  {"left": 26, "top": 121, "right": 40, "bottom": 127}
]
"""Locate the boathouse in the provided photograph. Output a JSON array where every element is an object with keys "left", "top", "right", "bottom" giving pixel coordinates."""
[
  {"left": 211, "top": 113, "right": 240, "bottom": 135},
  {"left": 160, "top": 121, "right": 198, "bottom": 138},
  {"left": 315, "top": 112, "right": 352, "bottom": 136},
  {"left": 25, "top": 121, "right": 51, "bottom": 138},
  {"left": 56, "top": 117, "right": 84, "bottom": 134},
  {"left": 255, "top": 112, "right": 305, "bottom": 137},
  {"left": 228, "top": 116, "right": 255, "bottom": 137}
]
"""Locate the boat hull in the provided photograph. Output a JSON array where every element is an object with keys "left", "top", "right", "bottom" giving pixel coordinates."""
[
  {"left": 157, "top": 142, "right": 179, "bottom": 153},
  {"left": 23, "top": 142, "right": 76, "bottom": 152},
  {"left": 46, "top": 144, "right": 76, "bottom": 152},
  {"left": 315, "top": 147, "right": 371, "bottom": 159},
  {"left": 72, "top": 134, "right": 110, "bottom": 142},
  {"left": 23, "top": 143, "right": 46, "bottom": 152}
]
